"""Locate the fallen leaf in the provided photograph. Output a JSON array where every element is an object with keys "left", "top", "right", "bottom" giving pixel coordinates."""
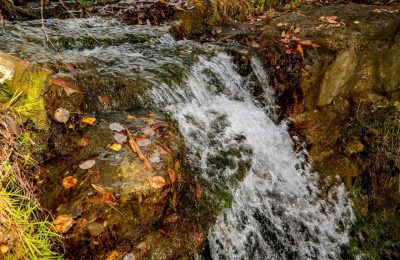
[
  {"left": 108, "top": 143, "right": 122, "bottom": 151},
  {"left": 51, "top": 77, "right": 82, "bottom": 95},
  {"left": 106, "top": 250, "right": 120, "bottom": 260},
  {"left": 91, "top": 184, "right": 106, "bottom": 195},
  {"left": 191, "top": 231, "right": 204, "bottom": 245},
  {"left": 293, "top": 27, "right": 300, "bottom": 34},
  {"left": 285, "top": 49, "right": 292, "bottom": 54},
  {"left": 54, "top": 108, "right": 70, "bottom": 123},
  {"left": 109, "top": 122, "right": 125, "bottom": 132},
  {"left": 99, "top": 96, "right": 111, "bottom": 107},
  {"left": 168, "top": 169, "right": 177, "bottom": 183},
  {"left": 53, "top": 214, "right": 75, "bottom": 233},
  {"left": 195, "top": 182, "right": 203, "bottom": 200},
  {"left": 299, "top": 40, "right": 320, "bottom": 47},
  {"left": 103, "top": 192, "right": 117, "bottom": 207},
  {"left": 127, "top": 114, "right": 136, "bottom": 120},
  {"left": 319, "top": 16, "right": 338, "bottom": 24},
  {"left": 150, "top": 176, "right": 166, "bottom": 189},
  {"left": 4, "top": 115, "right": 21, "bottom": 136},
  {"left": 127, "top": 128, "right": 153, "bottom": 172},
  {"left": 114, "top": 133, "right": 128, "bottom": 144},
  {"left": 79, "top": 159, "right": 96, "bottom": 170},
  {"left": 296, "top": 44, "right": 304, "bottom": 59},
  {"left": 62, "top": 176, "right": 77, "bottom": 189},
  {"left": 78, "top": 137, "right": 89, "bottom": 147},
  {"left": 82, "top": 117, "right": 96, "bottom": 125}
]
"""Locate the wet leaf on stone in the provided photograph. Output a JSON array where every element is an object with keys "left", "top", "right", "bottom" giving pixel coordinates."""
[
  {"left": 53, "top": 214, "right": 75, "bottom": 234},
  {"left": 114, "top": 133, "right": 128, "bottom": 144},
  {"left": 79, "top": 159, "right": 96, "bottom": 170},
  {"left": 150, "top": 176, "right": 166, "bottom": 189},
  {"left": 109, "top": 122, "right": 125, "bottom": 132},
  {"left": 54, "top": 108, "right": 70, "bottom": 123},
  {"left": 108, "top": 143, "right": 122, "bottom": 151},
  {"left": 62, "top": 176, "right": 77, "bottom": 189},
  {"left": 91, "top": 184, "right": 106, "bottom": 195},
  {"left": 82, "top": 117, "right": 96, "bottom": 125}
]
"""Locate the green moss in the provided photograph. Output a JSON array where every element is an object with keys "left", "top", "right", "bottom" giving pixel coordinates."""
[{"left": 1, "top": 54, "right": 50, "bottom": 130}]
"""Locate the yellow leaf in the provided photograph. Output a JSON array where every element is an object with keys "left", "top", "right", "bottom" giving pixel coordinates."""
[
  {"left": 82, "top": 117, "right": 96, "bottom": 125},
  {"left": 53, "top": 214, "right": 75, "bottom": 234},
  {"left": 108, "top": 143, "right": 122, "bottom": 151}
]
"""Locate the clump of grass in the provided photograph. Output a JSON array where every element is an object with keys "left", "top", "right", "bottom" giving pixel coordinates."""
[
  {"left": 0, "top": 106, "right": 61, "bottom": 258},
  {"left": 340, "top": 102, "right": 400, "bottom": 259}
]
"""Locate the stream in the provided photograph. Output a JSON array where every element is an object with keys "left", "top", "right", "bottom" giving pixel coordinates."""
[{"left": 0, "top": 18, "right": 354, "bottom": 259}]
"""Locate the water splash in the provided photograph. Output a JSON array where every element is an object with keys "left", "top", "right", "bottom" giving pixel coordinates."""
[{"left": 151, "top": 53, "right": 354, "bottom": 259}]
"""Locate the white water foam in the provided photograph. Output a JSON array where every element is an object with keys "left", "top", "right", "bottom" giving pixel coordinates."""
[{"left": 151, "top": 52, "right": 354, "bottom": 259}]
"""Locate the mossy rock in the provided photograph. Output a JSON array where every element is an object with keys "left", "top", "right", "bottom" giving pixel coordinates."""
[{"left": 0, "top": 53, "right": 50, "bottom": 130}]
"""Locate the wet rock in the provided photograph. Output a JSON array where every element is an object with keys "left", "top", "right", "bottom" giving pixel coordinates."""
[
  {"left": 0, "top": 53, "right": 50, "bottom": 129},
  {"left": 40, "top": 111, "right": 186, "bottom": 258}
]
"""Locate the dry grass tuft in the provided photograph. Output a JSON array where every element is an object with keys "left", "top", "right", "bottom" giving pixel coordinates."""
[{"left": 0, "top": 109, "right": 61, "bottom": 259}]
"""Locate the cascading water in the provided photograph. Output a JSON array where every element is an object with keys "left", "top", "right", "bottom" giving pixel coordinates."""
[
  {"left": 150, "top": 53, "right": 354, "bottom": 259},
  {"left": 1, "top": 18, "right": 354, "bottom": 259}
]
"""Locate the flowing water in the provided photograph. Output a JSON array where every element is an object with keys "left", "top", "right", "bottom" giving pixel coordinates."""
[{"left": 0, "top": 18, "right": 354, "bottom": 259}]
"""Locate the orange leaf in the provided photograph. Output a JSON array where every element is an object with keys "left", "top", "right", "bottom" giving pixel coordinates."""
[
  {"left": 195, "top": 182, "right": 203, "bottom": 200},
  {"left": 168, "top": 169, "right": 177, "bottom": 183},
  {"left": 296, "top": 44, "right": 304, "bottom": 59},
  {"left": 53, "top": 214, "right": 75, "bottom": 234},
  {"left": 150, "top": 176, "right": 166, "bottom": 189},
  {"left": 103, "top": 192, "right": 117, "bottom": 207},
  {"left": 62, "top": 176, "right": 77, "bottom": 189},
  {"left": 82, "top": 117, "right": 96, "bottom": 125}
]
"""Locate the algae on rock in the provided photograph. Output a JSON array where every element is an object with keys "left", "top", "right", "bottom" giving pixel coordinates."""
[{"left": 0, "top": 54, "right": 50, "bottom": 130}]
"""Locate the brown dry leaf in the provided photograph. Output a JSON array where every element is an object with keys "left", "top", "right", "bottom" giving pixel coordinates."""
[
  {"left": 150, "top": 176, "right": 166, "bottom": 189},
  {"left": 78, "top": 137, "right": 89, "bottom": 147},
  {"left": 126, "top": 128, "right": 154, "bottom": 172},
  {"left": 62, "top": 176, "right": 77, "bottom": 189},
  {"left": 285, "top": 49, "right": 292, "bottom": 54},
  {"left": 4, "top": 115, "right": 21, "bottom": 136},
  {"left": 108, "top": 143, "right": 122, "bottom": 151},
  {"left": 99, "top": 96, "right": 111, "bottom": 107},
  {"left": 82, "top": 117, "right": 96, "bottom": 125},
  {"left": 167, "top": 169, "right": 177, "bottom": 183},
  {"left": 127, "top": 114, "right": 136, "bottom": 120},
  {"left": 319, "top": 16, "right": 338, "bottom": 24},
  {"left": 91, "top": 184, "right": 107, "bottom": 195},
  {"left": 296, "top": 44, "right": 304, "bottom": 59},
  {"left": 293, "top": 27, "right": 300, "bottom": 34},
  {"left": 79, "top": 159, "right": 96, "bottom": 170},
  {"left": 195, "top": 182, "right": 203, "bottom": 200},
  {"left": 53, "top": 214, "right": 75, "bottom": 234},
  {"left": 51, "top": 77, "right": 82, "bottom": 95},
  {"left": 299, "top": 40, "right": 320, "bottom": 47}
]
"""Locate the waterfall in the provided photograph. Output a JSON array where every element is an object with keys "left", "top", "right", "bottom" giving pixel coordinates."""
[{"left": 150, "top": 53, "right": 354, "bottom": 259}]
